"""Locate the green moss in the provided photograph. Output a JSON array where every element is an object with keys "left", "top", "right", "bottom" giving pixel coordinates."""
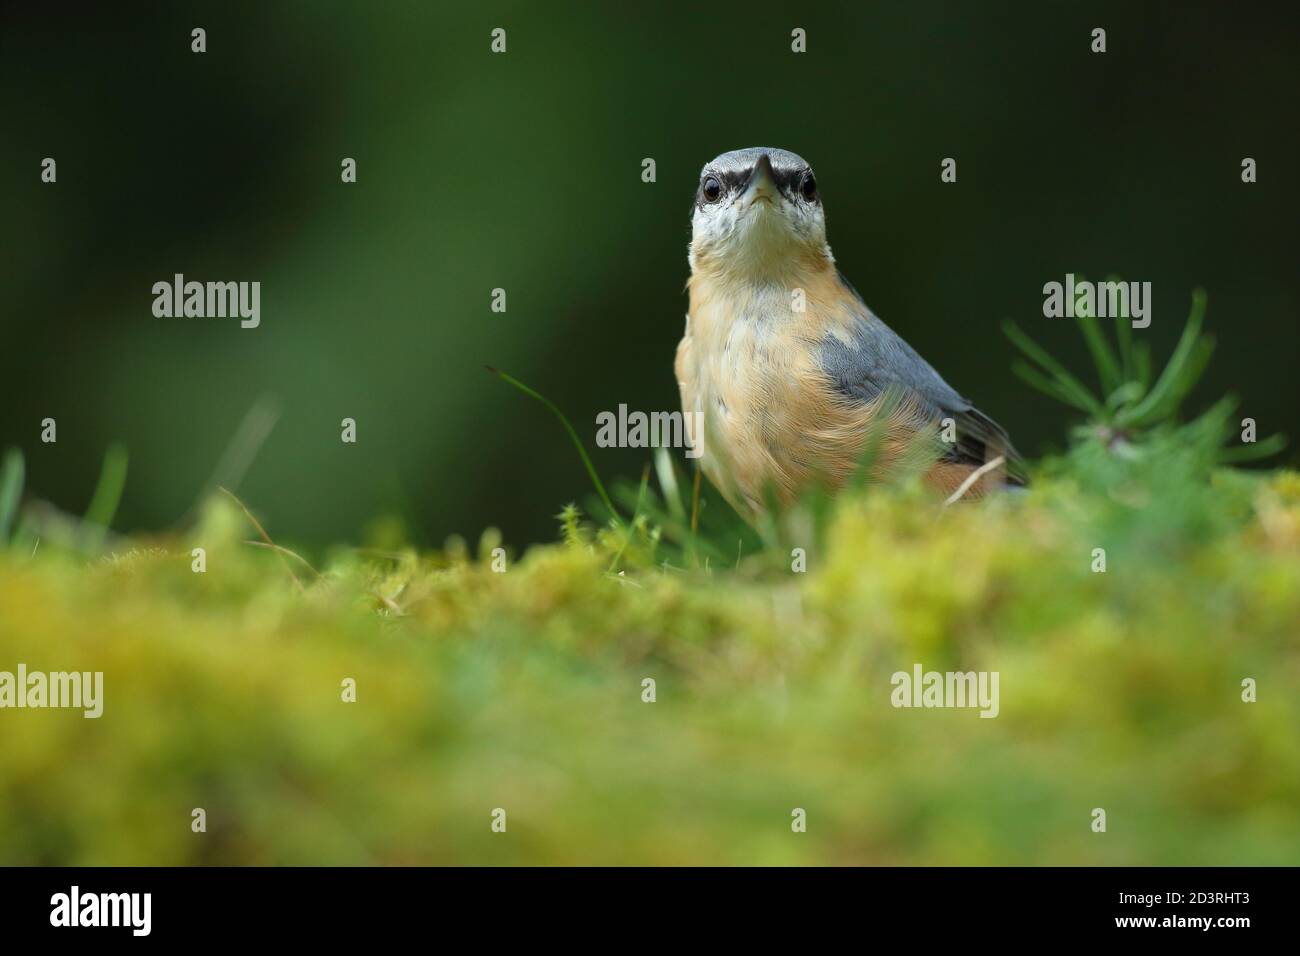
[{"left": 2, "top": 448, "right": 1298, "bottom": 864}]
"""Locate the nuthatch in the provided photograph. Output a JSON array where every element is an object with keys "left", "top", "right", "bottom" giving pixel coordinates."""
[{"left": 675, "top": 147, "right": 1022, "bottom": 517}]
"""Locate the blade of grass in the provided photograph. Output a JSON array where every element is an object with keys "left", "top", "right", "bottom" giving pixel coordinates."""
[
  {"left": 653, "top": 447, "right": 686, "bottom": 523},
  {"left": 219, "top": 486, "right": 305, "bottom": 592},
  {"left": 0, "top": 448, "right": 24, "bottom": 544},
  {"left": 1075, "top": 313, "right": 1123, "bottom": 395},
  {"left": 487, "top": 366, "right": 620, "bottom": 523},
  {"left": 1117, "top": 290, "right": 1207, "bottom": 427},
  {"left": 82, "top": 442, "right": 128, "bottom": 552},
  {"left": 1216, "top": 433, "right": 1287, "bottom": 462},
  {"left": 1149, "top": 336, "right": 1216, "bottom": 423},
  {"left": 890, "top": 421, "right": 946, "bottom": 488},
  {"left": 691, "top": 465, "right": 701, "bottom": 536},
  {"left": 1002, "top": 321, "right": 1104, "bottom": 416},
  {"left": 608, "top": 465, "right": 651, "bottom": 573},
  {"left": 689, "top": 464, "right": 702, "bottom": 566},
  {"left": 611, "top": 484, "right": 731, "bottom": 563},
  {"left": 244, "top": 540, "right": 321, "bottom": 578},
  {"left": 1104, "top": 381, "right": 1145, "bottom": 413},
  {"left": 848, "top": 385, "right": 908, "bottom": 488},
  {"left": 1113, "top": 301, "right": 1136, "bottom": 385},
  {"left": 180, "top": 395, "right": 280, "bottom": 526},
  {"left": 1133, "top": 341, "right": 1152, "bottom": 391},
  {"left": 1011, "top": 360, "right": 1097, "bottom": 413}
]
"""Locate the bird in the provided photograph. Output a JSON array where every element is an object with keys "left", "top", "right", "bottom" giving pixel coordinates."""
[{"left": 674, "top": 147, "right": 1023, "bottom": 519}]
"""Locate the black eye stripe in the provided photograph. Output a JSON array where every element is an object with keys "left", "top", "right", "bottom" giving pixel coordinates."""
[
  {"left": 718, "top": 169, "right": 748, "bottom": 190},
  {"left": 696, "top": 162, "right": 819, "bottom": 206},
  {"left": 704, "top": 166, "right": 814, "bottom": 193}
]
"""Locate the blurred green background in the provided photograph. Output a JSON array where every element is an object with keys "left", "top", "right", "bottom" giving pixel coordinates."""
[{"left": 2, "top": 1, "right": 1297, "bottom": 547}]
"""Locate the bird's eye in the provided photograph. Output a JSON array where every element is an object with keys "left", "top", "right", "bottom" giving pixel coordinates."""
[
  {"left": 800, "top": 171, "right": 818, "bottom": 202},
  {"left": 702, "top": 175, "right": 722, "bottom": 203}
]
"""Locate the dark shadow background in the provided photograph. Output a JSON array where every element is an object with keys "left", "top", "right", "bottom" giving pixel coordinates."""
[{"left": 2, "top": 1, "right": 1297, "bottom": 548}]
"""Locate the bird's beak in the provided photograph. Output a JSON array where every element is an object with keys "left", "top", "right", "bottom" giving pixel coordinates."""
[{"left": 740, "top": 153, "right": 778, "bottom": 209}]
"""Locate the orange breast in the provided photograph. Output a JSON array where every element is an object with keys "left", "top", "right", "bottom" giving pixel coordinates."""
[{"left": 676, "top": 267, "right": 992, "bottom": 515}]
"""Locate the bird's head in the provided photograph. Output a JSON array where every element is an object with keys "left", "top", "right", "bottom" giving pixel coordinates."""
[{"left": 688, "top": 147, "right": 832, "bottom": 282}]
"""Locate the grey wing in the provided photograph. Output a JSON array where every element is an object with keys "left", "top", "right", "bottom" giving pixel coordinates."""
[{"left": 820, "top": 272, "right": 1025, "bottom": 482}]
